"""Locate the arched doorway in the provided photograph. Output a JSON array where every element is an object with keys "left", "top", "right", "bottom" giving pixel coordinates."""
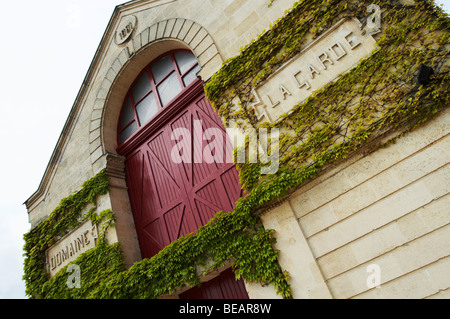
[{"left": 116, "top": 50, "right": 248, "bottom": 299}]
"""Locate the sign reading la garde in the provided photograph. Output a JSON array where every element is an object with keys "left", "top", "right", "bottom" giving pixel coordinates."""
[
  {"left": 251, "top": 18, "right": 378, "bottom": 123},
  {"left": 46, "top": 220, "right": 99, "bottom": 277}
]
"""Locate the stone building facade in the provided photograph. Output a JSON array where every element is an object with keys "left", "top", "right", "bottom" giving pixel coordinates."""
[{"left": 24, "top": 0, "right": 449, "bottom": 299}]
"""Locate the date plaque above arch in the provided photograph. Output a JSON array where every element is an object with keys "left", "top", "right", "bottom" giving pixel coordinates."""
[{"left": 114, "top": 15, "right": 138, "bottom": 45}]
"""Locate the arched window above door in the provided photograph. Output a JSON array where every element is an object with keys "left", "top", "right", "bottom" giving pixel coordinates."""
[{"left": 118, "top": 50, "right": 201, "bottom": 144}]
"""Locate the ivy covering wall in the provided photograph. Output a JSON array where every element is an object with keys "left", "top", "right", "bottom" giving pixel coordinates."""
[
  {"left": 205, "top": 0, "right": 449, "bottom": 192},
  {"left": 23, "top": 170, "right": 290, "bottom": 299},
  {"left": 22, "top": 170, "right": 121, "bottom": 298},
  {"left": 23, "top": 0, "right": 449, "bottom": 299}
]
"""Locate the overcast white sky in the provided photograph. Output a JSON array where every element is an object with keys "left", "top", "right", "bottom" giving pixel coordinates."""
[
  {"left": 0, "top": 0, "right": 124, "bottom": 299},
  {"left": 0, "top": 0, "right": 448, "bottom": 300}
]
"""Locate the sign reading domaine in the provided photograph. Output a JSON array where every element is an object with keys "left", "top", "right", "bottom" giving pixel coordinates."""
[
  {"left": 46, "top": 220, "right": 99, "bottom": 277},
  {"left": 115, "top": 15, "right": 137, "bottom": 45},
  {"left": 251, "top": 18, "right": 378, "bottom": 123}
]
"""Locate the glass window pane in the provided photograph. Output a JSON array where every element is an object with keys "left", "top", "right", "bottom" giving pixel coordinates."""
[
  {"left": 120, "top": 97, "right": 134, "bottom": 129},
  {"left": 136, "top": 92, "right": 158, "bottom": 125},
  {"left": 157, "top": 72, "right": 183, "bottom": 107},
  {"left": 183, "top": 65, "right": 201, "bottom": 87},
  {"left": 132, "top": 72, "right": 152, "bottom": 103},
  {"left": 151, "top": 55, "right": 174, "bottom": 84},
  {"left": 174, "top": 51, "right": 197, "bottom": 75},
  {"left": 120, "top": 121, "right": 138, "bottom": 143}
]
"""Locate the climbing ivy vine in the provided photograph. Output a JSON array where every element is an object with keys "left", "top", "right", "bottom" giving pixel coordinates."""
[
  {"left": 23, "top": 0, "right": 449, "bottom": 299},
  {"left": 23, "top": 170, "right": 290, "bottom": 299},
  {"left": 205, "top": 0, "right": 449, "bottom": 191},
  {"left": 22, "top": 170, "right": 116, "bottom": 298}
]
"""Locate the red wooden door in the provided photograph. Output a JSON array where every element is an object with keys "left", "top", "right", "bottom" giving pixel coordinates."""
[
  {"left": 180, "top": 268, "right": 249, "bottom": 299},
  {"left": 124, "top": 92, "right": 243, "bottom": 259}
]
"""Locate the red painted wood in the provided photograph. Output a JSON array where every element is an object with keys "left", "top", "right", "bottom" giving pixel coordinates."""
[
  {"left": 123, "top": 89, "right": 243, "bottom": 259},
  {"left": 180, "top": 268, "right": 249, "bottom": 299},
  {"left": 120, "top": 51, "right": 245, "bottom": 300}
]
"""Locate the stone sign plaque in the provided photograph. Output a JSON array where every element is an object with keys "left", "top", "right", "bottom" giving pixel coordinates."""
[
  {"left": 46, "top": 220, "right": 99, "bottom": 277},
  {"left": 251, "top": 18, "right": 378, "bottom": 123},
  {"left": 115, "top": 15, "right": 138, "bottom": 45}
]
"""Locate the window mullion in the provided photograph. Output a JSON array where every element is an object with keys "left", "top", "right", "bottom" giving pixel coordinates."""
[
  {"left": 149, "top": 66, "right": 164, "bottom": 110},
  {"left": 129, "top": 93, "right": 142, "bottom": 127},
  {"left": 171, "top": 52, "right": 186, "bottom": 88}
]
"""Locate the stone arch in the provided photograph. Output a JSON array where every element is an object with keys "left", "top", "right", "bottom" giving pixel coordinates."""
[{"left": 89, "top": 18, "right": 223, "bottom": 167}]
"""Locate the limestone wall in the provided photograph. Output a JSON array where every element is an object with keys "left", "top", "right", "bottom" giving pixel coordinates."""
[{"left": 261, "top": 107, "right": 450, "bottom": 299}]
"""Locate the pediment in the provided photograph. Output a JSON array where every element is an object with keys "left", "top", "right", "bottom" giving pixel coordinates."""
[{"left": 25, "top": 0, "right": 223, "bottom": 218}]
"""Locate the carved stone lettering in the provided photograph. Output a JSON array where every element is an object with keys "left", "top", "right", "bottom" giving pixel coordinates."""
[
  {"left": 115, "top": 15, "right": 137, "bottom": 45},
  {"left": 251, "top": 18, "right": 377, "bottom": 123}
]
